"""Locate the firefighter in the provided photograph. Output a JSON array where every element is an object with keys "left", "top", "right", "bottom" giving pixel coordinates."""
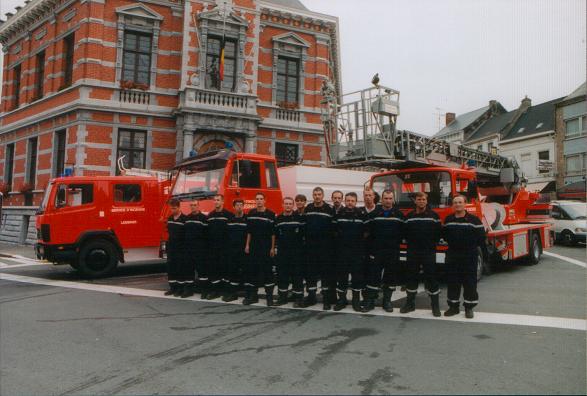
[
  {"left": 361, "top": 187, "right": 379, "bottom": 215},
  {"left": 443, "top": 195, "right": 486, "bottom": 319},
  {"left": 333, "top": 192, "right": 366, "bottom": 312},
  {"left": 164, "top": 199, "right": 187, "bottom": 297},
  {"left": 224, "top": 199, "right": 247, "bottom": 302},
  {"left": 331, "top": 190, "right": 344, "bottom": 215},
  {"left": 401, "top": 192, "right": 441, "bottom": 316},
  {"left": 363, "top": 189, "right": 405, "bottom": 312},
  {"left": 205, "top": 194, "right": 234, "bottom": 300},
  {"left": 243, "top": 193, "right": 276, "bottom": 306},
  {"left": 294, "top": 194, "right": 307, "bottom": 214},
  {"left": 274, "top": 197, "right": 305, "bottom": 307},
  {"left": 183, "top": 200, "right": 208, "bottom": 298},
  {"left": 304, "top": 186, "right": 336, "bottom": 310}
]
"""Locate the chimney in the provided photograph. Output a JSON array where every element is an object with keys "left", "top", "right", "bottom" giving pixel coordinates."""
[
  {"left": 445, "top": 112, "right": 456, "bottom": 126},
  {"left": 5, "top": 12, "right": 14, "bottom": 19},
  {"left": 520, "top": 95, "right": 531, "bottom": 112}
]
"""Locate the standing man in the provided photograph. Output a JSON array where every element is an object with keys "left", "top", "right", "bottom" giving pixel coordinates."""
[
  {"left": 274, "top": 197, "right": 305, "bottom": 307},
  {"left": 401, "top": 192, "right": 441, "bottom": 316},
  {"left": 333, "top": 192, "right": 367, "bottom": 312},
  {"left": 361, "top": 187, "right": 378, "bottom": 215},
  {"left": 294, "top": 194, "right": 307, "bottom": 214},
  {"left": 184, "top": 200, "right": 208, "bottom": 298},
  {"left": 205, "top": 194, "right": 233, "bottom": 300},
  {"left": 244, "top": 193, "right": 276, "bottom": 306},
  {"left": 164, "top": 199, "right": 187, "bottom": 297},
  {"left": 224, "top": 199, "right": 248, "bottom": 302},
  {"left": 331, "top": 190, "right": 344, "bottom": 215},
  {"left": 364, "top": 190, "right": 405, "bottom": 312},
  {"left": 304, "top": 186, "right": 336, "bottom": 310},
  {"left": 442, "top": 195, "right": 486, "bottom": 319}
]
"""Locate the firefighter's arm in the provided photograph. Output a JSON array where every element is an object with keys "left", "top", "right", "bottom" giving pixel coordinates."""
[
  {"left": 244, "top": 233, "right": 251, "bottom": 254},
  {"left": 270, "top": 235, "right": 276, "bottom": 257}
]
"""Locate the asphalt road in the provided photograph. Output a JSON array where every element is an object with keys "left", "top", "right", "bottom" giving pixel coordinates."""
[{"left": 0, "top": 243, "right": 585, "bottom": 395}]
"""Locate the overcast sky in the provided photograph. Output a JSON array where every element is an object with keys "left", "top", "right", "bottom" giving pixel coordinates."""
[{"left": 1, "top": 0, "right": 585, "bottom": 135}]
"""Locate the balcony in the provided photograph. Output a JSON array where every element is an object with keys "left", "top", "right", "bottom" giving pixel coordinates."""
[
  {"left": 181, "top": 87, "right": 258, "bottom": 117},
  {"left": 118, "top": 89, "right": 150, "bottom": 105},
  {"left": 275, "top": 108, "right": 301, "bottom": 123}
]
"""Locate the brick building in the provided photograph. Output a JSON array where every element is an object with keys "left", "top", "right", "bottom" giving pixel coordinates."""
[{"left": 0, "top": 0, "right": 341, "bottom": 206}]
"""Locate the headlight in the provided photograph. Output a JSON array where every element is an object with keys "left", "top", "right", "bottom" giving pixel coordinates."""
[{"left": 575, "top": 227, "right": 586, "bottom": 233}]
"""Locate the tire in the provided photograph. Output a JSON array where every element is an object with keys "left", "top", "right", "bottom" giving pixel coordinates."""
[
  {"left": 561, "top": 230, "right": 577, "bottom": 246},
  {"left": 527, "top": 232, "right": 542, "bottom": 265},
  {"left": 78, "top": 240, "right": 118, "bottom": 278},
  {"left": 476, "top": 247, "right": 485, "bottom": 282}
]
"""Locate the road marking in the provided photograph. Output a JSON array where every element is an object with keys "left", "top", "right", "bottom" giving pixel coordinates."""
[
  {"left": 544, "top": 251, "right": 586, "bottom": 268},
  {"left": 0, "top": 272, "right": 584, "bottom": 332},
  {"left": 0, "top": 257, "right": 49, "bottom": 268}
]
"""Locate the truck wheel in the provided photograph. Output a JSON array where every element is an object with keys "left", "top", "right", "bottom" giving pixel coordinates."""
[
  {"left": 527, "top": 232, "right": 542, "bottom": 265},
  {"left": 476, "top": 247, "right": 485, "bottom": 281},
  {"left": 78, "top": 240, "right": 118, "bottom": 278},
  {"left": 561, "top": 230, "right": 576, "bottom": 246}
]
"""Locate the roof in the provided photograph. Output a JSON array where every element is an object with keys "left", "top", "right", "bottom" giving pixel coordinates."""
[
  {"left": 464, "top": 109, "right": 516, "bottom": 143},
  {"left": 264, "top": 0, "right": 308, "bottom": 10},
  {"left": 434, "top": 105, "right": 489, "bottom": 138},
  {"left": 563, "top": 82, "right": 586, "bottom": 101},
  {"left": 501, "top": 97, "right": 564, "bottom": 141}
]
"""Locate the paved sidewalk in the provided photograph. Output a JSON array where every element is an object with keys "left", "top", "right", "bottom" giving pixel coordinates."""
[{"left": 0, "top": 243, "right": 37, "bottom": 259}]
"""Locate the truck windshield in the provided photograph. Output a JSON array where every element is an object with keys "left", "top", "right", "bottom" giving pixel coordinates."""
[
  {"left": 172, "top": 159, "right": 227, "bottom": 199},
  {"left": 37, "top": 182, "right": 53, "bottom": 214},
  {"left": 371, "top": 171, "right": 452, "bottom": 209}
]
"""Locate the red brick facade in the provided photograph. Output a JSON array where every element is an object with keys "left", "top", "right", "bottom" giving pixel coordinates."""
[{"left": 0, "top": 0, "right": 340, "bottom": 206}]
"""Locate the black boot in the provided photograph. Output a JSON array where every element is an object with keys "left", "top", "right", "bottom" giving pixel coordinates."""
[
  {"left": 465, "top": 307, "right": 474, "bottom": 319},
  {"left": 400, "top": 292, "right": 416, "bottom": 313},
  {"left": 173, "top": 284, "right": 184, "bottom": 297},
  {"left": 333, "top": 291, "right": 348, "bottom": 311},
  {"left": 322, "top": 292, "right": 331, "bottom": 311},
  {"left": 265, "top": 286, "right": 275, "bottom": 307},
  {"left": 242, "top": 290, "right": 259, "bottom": 305},
  {"left": 382, "top": 289, "right": 394, "bottom": 313},
  {"left": 361, "top": 289, "right": 377, "bottom": 312},
  {"left": 293, "top": 295, "right": 304, "bottom": 308},
  {"left": 180, "top": 283, "right": 194, "bottom": 298},
  {"left": 164, "top": 283, "right": 177, "bottom": 296},
  {"left": 444, "top": 305, "right": 460, "bottom": 317},
  {"left": 222, "top": 286, "right": 238, "bottom": 302},
  {"left": 431, "top": 294, "right": 441, "bottom": 317},
  {"left": 274, "top": 291, "right": 288, "bottom": 306},
  {"left": 303, "top": 290, "right": 317, "bottom": 308},
  {"left": 351, "top": 290, "right": 362, "bottom": 312}
]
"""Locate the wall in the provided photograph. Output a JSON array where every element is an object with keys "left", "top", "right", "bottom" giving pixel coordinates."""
[
  {"left": 500, "top": 133, "right": 556, "bottom": 183},
  {"left": 0, "top": 206, "right": 37, "bottom": 245}
]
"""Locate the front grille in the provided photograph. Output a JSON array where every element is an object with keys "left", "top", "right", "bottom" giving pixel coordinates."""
[{"left": 41, "top": 224, "right": 50, "bottom": 242}]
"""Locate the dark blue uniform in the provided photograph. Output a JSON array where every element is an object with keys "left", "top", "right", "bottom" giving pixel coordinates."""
[
  {"left": 206, "top": 209, "right": 234, "bottom": 294},
  {"left": 365, "top": 206, "right": 405, "bottom": 296},
  {"left": 245, "top": 209, "right": 276, "bottom": 294},
  {"left": 442, "top": 212, "right": 486, "bottom": 309},
  {"left": 184, "top": 211, "right": 208, "bottom": 287},
  {"left": 304, "top": 202, "right": 336, "bottom": 299},
  {"left": 335, "top": 207, "right": 367, "bottom": 293},
  {"left": 226, "top": 214, "right": 248, "bottom": 292},
  {"left": 166, "top": 214, "right": 187, "bottom": 287},
  {"left": 275, "top": 212, "right": 305, "bottom": 298},
  {"left": 404, "top": 208, "right": 441, "bottom": 295}
]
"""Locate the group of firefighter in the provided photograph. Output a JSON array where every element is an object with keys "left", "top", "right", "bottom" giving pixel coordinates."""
[{"left": 165, "top": 186, "right": 486, "bottom": 319}]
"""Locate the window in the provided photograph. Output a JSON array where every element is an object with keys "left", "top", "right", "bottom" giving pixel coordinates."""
[
  {"left": 477, "top": 144, "right": 483, "bottom": 151},
  {"left": 371, "top": 171, "right": 453, "bottom": 209},
  {"left": 235, "top": 160, "right": 261, "bottom": 188},
  {"left": 205, "top": 36, "right": 237, "bottom": 91},
  {"left": 538, "top": 151, "right": 549, "bottom": 161},
  {"left": 27, "top": 137, "right": 38, "bottom": 186},
  {"left": 122, "top": 31, "right": 152, "bottom": 85},
  {"left": 275, "top": 142, "right": 298, "bottom": 167},
  {"left": 63, "top": 33, "right": 75, "bottom": 88},
  {"left": 566, "top": 154, "right": 585, "bottom": 174},
  {"left": 276, "top": 57, "right": 299, "bottom": 105},
  {"left": 487, "top": 142, "right": 494, "bottom": 154},
  {"left": 13, "top": 64, "right": 21, "bottom": 108},
  {"left": 53, "top": 130, "right": 66, "bottom": 177},
  {"left": 117, "top": 130, "right": 146, "bottom": 173},
  {"left": 34, "top": 50, "right": 45, "bottom": 100},
  {"left": 4, "top": 143, "right": 15, "bottom": 189},
  {"left": 538, "top": 150, "right": 550, "bottom": 174},
  {"left": 114, "top": 184, "right": 142, "bottom": 203},
  {"left": 565, "top": 118, "right": 582, "bottom": 138},
  {"left": 55, "top": 183, "right": 94, "bottom": 207},
  {"left": 265, "top": 161, "right": 279, "bottom": 189}
]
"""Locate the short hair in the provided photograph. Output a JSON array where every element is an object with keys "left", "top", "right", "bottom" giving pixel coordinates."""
[
  {"left": 295, "top": 194, "right": 307, "bottom": 202},
  {"left": 414, "top": 192, "right": 428, "bottom": 199},
  {"left": 283, "top": 196, "right": 294, "bottom": 203},
  {"left": 214, "top": 194, "right": 224, "bottom": 200},
  {"left": 233, "top": 199, "right": 244, "bottom": 207},
  {"left": 255, "top": 192, "right": 266, "bottom": 199},
  {"left": 331, "top": 190, "right": 343, "bottom": 198},
  {"left": 453, "top": 194, "right": 467, "bottom": 203},
  {"left": 382, "top": 189, "right": 394, "bottom": 197},
  {"left": 345, "top": 192, "right": 358, "bottom": 199},
  {"left": 364, "top": 186, "right": 374, "bottom": 192},
  {"left": 313, "top": 186, "right": 324, "bottom": 194},
  {"left": 168, "top": 198, "right": 180, "bottom": 207}
]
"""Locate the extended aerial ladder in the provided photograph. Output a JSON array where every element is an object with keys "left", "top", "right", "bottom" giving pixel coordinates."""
[{"left": 320, "top": 84, "right": 523, "bottom": 185}]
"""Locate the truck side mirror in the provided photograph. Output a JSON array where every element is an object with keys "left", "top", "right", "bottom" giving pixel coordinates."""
[{"left": 500, "top": 168, "right": 515, "bottom": 183}]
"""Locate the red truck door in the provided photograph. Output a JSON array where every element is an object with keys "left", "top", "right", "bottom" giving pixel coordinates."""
[
  {"left": 51, "top": 181, "right": 100, "bottom": 245},
  {"left": 225, "top": 158, "right": 264, "bottom": 212}
]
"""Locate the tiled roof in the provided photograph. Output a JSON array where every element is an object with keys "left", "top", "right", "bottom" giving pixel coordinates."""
[
  {"left": 501, "top": 97, "right": 564, "bottom": 141},
  {"left": 434, "top": 105, "right": 489, "bottom": 138},
  {"left": 464, "top": 110, "right": 516, "bottom": 143}
]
